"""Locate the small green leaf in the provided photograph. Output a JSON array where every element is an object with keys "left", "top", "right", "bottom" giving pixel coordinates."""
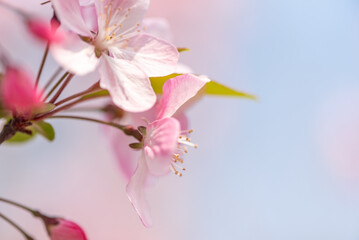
[
  {"left": 205, "top": 81, "right": 257, "bottom": 100},
  {"left": 7, "top": 131, "right": 35, "bottom": 143},
  {"left": 33, "top": 103, "right": 56, "bottom": 115},
  {"left": 33, "top": 121, "right": 55, "bottom": 141},
  {"left": 150, "top": 74, "right": 256, "bottom": 100},
  {"left": 177, "top": 48, "right": 190, "bottom": 53},
  {"left": 129, "top": 142, "right": 144, "bottom": 149},
  {"left": 150, "top": 74, "right": 181, "bottom": 94},
  {"left": 80, "top": 90, "right": 110, "bottom": 100}
]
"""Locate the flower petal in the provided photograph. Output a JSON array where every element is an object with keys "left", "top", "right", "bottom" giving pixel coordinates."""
[
  {"left": 80, "top": 0, "right": 98, "bottom": 33},
  {"left": 51, "top": 33, "right": 99, "bottom": 75},
  {"left": 95, "top": 0, "right": 149, "bottom": 38},
  {"left": 156, "top": 74, "right": 209, "bottom": 119},
  {"left": 52, "top": 0, "right": 92, "bottom": 37},
  {"left": 110, "top": 34, "right": 179, "bottom": 77},
  {"left": 144, "top": 117, "right": 180, "bottom": 176},
  {"left": 99, "top": 55, "right": 156, "bottom": 112},
  {"left": 126, "top": 153, "right": 153, "bottom": 228}
]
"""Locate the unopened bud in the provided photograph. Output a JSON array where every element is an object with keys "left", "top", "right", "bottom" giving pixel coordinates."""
[{"left": 46, "top": 218, "right": 87, "bottom": 240}]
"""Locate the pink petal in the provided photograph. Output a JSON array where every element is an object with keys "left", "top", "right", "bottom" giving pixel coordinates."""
[
  {"left": 156, "top": 74, "right": 209, "bottom": 119},
  {"left": 50, "top": 33, "right": 99, "bottom": 75},
  {"left": 110, "top": 34, "right": 179, "bottom": 77},
  {"left": 95, "top": 0, "right": 149, "bottom": 38},
  {"left": 142, "top": 18, "right": 172, "bottom": 41},
  {"left": 27, "top": 18, "right": 65, "bottom": 44},
  {"left": 144, "top": 117, "right": 180, "bottom": 176},
  {"left": 1, "top": 67, "right": 43, "bottom": 115},
  {"left": 99, "top": 55, "right": 156, "bottom": 112},
  {"left": 52, "top": 0, "right": 92, "bottom": 37},
  {"left": 80, "top": 0, "right": 98, "bottom": 33},
  {"left": 48, "top": 219, "right": 87, "bottom": 240},
  {"left": 126, "top": 154, "right": 153, "bottom": 228}
]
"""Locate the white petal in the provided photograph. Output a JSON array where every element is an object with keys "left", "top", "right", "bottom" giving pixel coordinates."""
[
  {"left": 51, "top": 33, "right": 99, "bottom": 75},
  {"left": 110, "top": 34, "right": 179, "bottom": 77},
  {"left": 99, "top": 55, "right": 156, "bottom": 112},
  {"left": 52, "top": 0, "right": 92, "bottom": 37}
]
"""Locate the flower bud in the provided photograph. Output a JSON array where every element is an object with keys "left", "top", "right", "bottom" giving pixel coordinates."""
[
  {"left": 26, "top": 17, "right": 64, "bottom": 44},
  {"left": 47, "top": 219, "right": 87, "bottom": 240},
  {"left": 0, "top": 67, "right": 44, "bottom": 116}
]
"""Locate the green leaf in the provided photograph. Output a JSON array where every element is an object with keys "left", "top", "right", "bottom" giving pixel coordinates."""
[
  {"left": 80, "top": 90, "right": 109, "bottom": 100},
  {"left": 150, "top": 74, "right": 181, "bottom": 94},
  {"left": 150, "top": 74, "right": 256, "bottom": 100},
  {"left": 205, "top": 81, "right": 257, "bottom": 100},
  {"left": 177, "top": 48, "right": 190, "bottom": 53},
  {"left": 7, "top": 131, "right": 36, "bottom": 143},
  {"left": 33, "top": 103, "right": 56, "bottom": 115},
  {"left": 33, "top": 121, "right": 55, "bottom": 141}
]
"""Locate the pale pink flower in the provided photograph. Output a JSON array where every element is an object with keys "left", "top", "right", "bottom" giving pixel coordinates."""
[
  {"left": 124, "top": 74, "right": 209, "bottom": 227},
  {"left": 51, "top": 0, "right": 179, "bottom": 112},
  {"left": 0, "top": 66, "right": 44, "bottom": 116},
  {"left": 47, "top": 219, "right": 87, "bottom": 240}
]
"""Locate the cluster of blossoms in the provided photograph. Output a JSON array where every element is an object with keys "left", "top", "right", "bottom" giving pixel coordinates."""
[{"left": 0, "top": 0, "right": 254, "bottom": 239}]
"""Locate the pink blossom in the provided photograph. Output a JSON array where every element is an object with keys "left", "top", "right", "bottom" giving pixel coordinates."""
[
  {"left": 0, "top": 66, "right": 44, "bottom": 116},
  {"left": 26, "top": 18, "right": 64, "bottom": 44},
  {"left": 47, "top": 219, "right": 87, "bottom": 240},
  {"left": 50, "top": 0, "right": 179, "bottom": 112},
  {"left": 123, "top": 74, "right": 209, "bottom": 227}
]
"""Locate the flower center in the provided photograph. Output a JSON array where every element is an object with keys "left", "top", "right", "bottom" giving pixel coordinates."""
[
  {"left": 171, "top": 129, "right": 198, "bottom": 177},
  {"left": 99, "top": 1, "right": 143, "bottom": 45}
]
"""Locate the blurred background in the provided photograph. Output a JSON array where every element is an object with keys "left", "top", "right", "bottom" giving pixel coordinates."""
[{"left": 1, "top": 0, "right": 359, "bottom": 239}]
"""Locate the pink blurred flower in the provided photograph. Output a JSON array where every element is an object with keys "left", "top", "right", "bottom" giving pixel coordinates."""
[
  {"left": 47, "top": 219, "right": 87, "bottom": 240},
  {"left": 124, "top": 74, "right": 209, "bottom": 227},
  {"left": 0, "top": 66, "right": 44, "bottom": 116},
  {"left": 26, "top": 17, "right": 64, "bottom": 44},
  {"left": 50, "top": 0, "right": 179, "bottom": 112}
]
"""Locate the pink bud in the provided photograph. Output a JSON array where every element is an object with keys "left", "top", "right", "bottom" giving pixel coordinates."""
[
  {"left": 27, "top": 18, "right": 64, "bottom": 44},
  {"left": 48, "top": 219, "right": 87, "bottom": 240},
  {"left": 1, "top": 67, "right": 44, "bottom": 116}
]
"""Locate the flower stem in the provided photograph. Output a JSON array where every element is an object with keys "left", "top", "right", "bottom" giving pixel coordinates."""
[
  {"left": 0, "top": 212, "right": 35, "bottom": 240},
  {"left": 54, "top": 81, "right": 101, "bottom": 106},
  {"left": 35, "top": 43, "right": 50, "bottom": 88},
  {"left": 49, "top": 115, "right": 126, "bottom": 130},
  {"left": 49, "top": 73, "right": 74, "bottom": 104},
  {"left": 41, "top": 0, "right": 51, "bottom": 5},
  {"left": 44, "top": 67, "right": 62, "bottom": 90},
  {"left": 44, "top": 72, "right": 69, "bottom": 101},
  {"left": 34, "top": 91, "right": 108, "bottom": 121},
  {"left": 0, "top": 197, "right": 37, "bottom": 215},
  {"left": 48, "top": 115, "right": 143, "bottom": 141}
]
